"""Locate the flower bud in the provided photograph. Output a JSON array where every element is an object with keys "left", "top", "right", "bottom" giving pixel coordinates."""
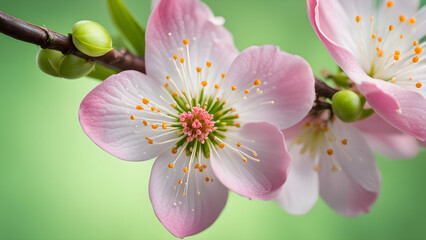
[
  {"left": 58, "top": 54, "right": 95, "bottom": 79},
  {"left": 71, "top": 20, "right": 113, "bottom": 57},
  {"left": 332, "top": 90, "right": 363, "bottom": 122},
  {"left": 36, "top": 48, "right": 95, "bottom": 79},
  {"left": 36, "top": 48, "right": 62, "bottom": 77}
]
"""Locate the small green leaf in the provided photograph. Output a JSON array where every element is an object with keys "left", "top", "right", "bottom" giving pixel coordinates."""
[{"left": 107, "top": 0, "right": 145, "bottom": 56}]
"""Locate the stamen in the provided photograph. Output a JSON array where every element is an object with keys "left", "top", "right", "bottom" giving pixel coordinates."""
[
  {"left": 399, "top": 15, "right": 406, "bottom": 22},
  {"left": 416, "top": 82, "right": 422, "bottom": 88},
  {"left": 130, "top": 115, "right": 135, "bottom": 120},
  {"left": 355, "top": 15, "right": 361, "bottom": 23},
  {"left": 386, "top": 1, "right": 393, "bottom": 8}
]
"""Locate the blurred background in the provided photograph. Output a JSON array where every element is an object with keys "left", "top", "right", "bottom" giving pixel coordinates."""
[{"left": 1, "top": 0, "right": 426, "bottom": 239}]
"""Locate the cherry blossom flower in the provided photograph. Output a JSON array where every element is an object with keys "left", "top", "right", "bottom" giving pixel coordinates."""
[
  {"left": 79, "top": 0, "right": 315, "bottom": 237},
  {"left": 307, "top": 0, "right": 426, "bottom": 140},
  {"left": 275, "top": 115, "right": 381, "bottom": 216}
]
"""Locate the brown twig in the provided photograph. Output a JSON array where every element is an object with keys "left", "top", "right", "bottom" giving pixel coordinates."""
[{"left": 0, "top": 11, "right": 146, "bottom": 73}]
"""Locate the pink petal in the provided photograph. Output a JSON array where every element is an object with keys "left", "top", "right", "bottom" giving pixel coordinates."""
[
  {"left": 358, "top": 80, "right": 426, "bottom": 141},
  {"left": 210, "top": 122, "right": 291, "bottom": 200},
  {"left": 145, "top": 0, "right": 238, "bottom": 88},
  {"left": 353, "top": 114, "right": 418, "bottom": 159},
  {"left": 276, "top": 143, "right": 319, "bottom": 215},
  {"left": 224, "top": 45, "right": 315, "bottom": 130},
  {"left": 149, "top": 150, "right": 228, "bottom": 238},
  {"left": 307, "top": 0, "right": 368, "bottom": 85},
  {"left": 328, "top": 120, "right": 381, "bottom": 193},
  {"left": 318, "top": 156, "right": 380, "bottom": 217},
  {"left": 79, "top": 71, "right": 176, "bottom": 161}
]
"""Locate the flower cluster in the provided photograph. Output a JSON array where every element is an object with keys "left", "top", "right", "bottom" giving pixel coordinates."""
[{"left": 75, "top": 0, "right": 426, "bottom": 238}]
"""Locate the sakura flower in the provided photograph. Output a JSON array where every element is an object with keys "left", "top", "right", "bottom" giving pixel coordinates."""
[
  {"left": 79, "top": 0, "right": 315, "bottom": 237},
  {"left": 353, "top": 114, "right": 418, "bottom": 159},
  {"left": 307, "top": 0, "right": 426, "bottom": 140},
  {"left": 276, "top": 115, "right": 381, "bottom": 216}
]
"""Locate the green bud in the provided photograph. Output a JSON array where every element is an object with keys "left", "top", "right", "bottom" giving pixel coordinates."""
[
  {"left": 58, "top": 54, "right": 95, "bottom": 79},
  {"left": 72, "top": 20, "right": 113, "bottom": 57},
  {"left": 36, "top": 48, "right": 63, "bottom": 77},
  {"left": 332, "top": 90, "right": 363, "bottom": 122},
  {"left": 36, "top": 48, "right": 94, "bottom": 79}
]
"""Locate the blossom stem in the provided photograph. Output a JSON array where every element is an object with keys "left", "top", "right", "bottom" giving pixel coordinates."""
[{"left": 0, "top": 11, "right": 146, "bottom": 73}]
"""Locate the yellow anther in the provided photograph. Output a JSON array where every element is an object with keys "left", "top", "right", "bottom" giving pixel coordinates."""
[
  {"left": 172, "top": 92, "right": 178, "bottom": 97},
  {"left": 214, "top": 84, "right": 219, "bottom": 89},
  {"left": 400, "top": 34, "right": 404, "bottom": 39},
  {"left": 221, "top": 73, "right": 226, "bottom": 78},
  {"left": 199, "top": 168, "right": 204, "bottom": 172},
  {"left": 162, "top": 123, "right": 167, "bottom": 129},
  {"left": 253, "top": 151, "right": 258, "bottom": 157},
  {"left": 414, "top": 40, "right": 419, "bottom": 46},
  {"left": 178, "top": 180, "right": 183, "bottom": 184},
  {"left": 173, "top": 54, "right": 178, "bottom": 60},
  {"left": 372, "top": 34, "right": 377, "bottom": 39},
  {"left": 143, "top": 120, "right": 148, "bottom": 126},
  {"left": 197, "top": 67, "right": 201, "bottom": 73},
  {"left": 206, "top": 61, "right": 212, "bottom": 68},
  {"left": 216, "top": 97, "right": 220, "bottom": 102},
  {"left": 235, "top": 123, "right": 241, "bottom": 128},
  {"left": 152, "top": 124, "right": 158, "bottom": 129},
  {"left": 151, "top": 106, "right": 156, "bottom": 112},
  {"left": 202, "top": 165, "right": 207, "bottom": 169},
  {"left": 391, "top": 77, "right": 397, "bottom": 83},
  {"left": 409, "top": 18, "right": 416, "bottom": 25},
  {"left": 183, "top": 167, "right": 189, "bottom": 173},
  {"left": 389, "top": 25, "right": 394, "bottom": 31},
  {"left": 180, "top": 58, "right": 185, "bottom": 64},
  {"left": 194, "top": 164, "right": 200, "bottom": 169},
  {"left": 415, "top": 46, "right": 423, "bottom": 55},
  {"left": 242, "top": 158, "right": 247, "bottom": 162},
  {"left": 378, "top": 50, "right": 384, "bottom": 57},
  {"left": 166, "top": 75, "right": 171, "bottom": 80},
  {"left": 376, "top": 47, "right": 380, "bottom": 52},
  {"left": 395, "top": 50, "right": 400, "bottom": 56},
  {"left": 142, "top": 98, "right": 149, "bottom": 105},
  {"left": 416, "top": 82, "right": 422, "bottom": 88},
  {"left": 314, "top": 166, "right": 320, "bottom": 172},
  {"left": 237, "top": 142, "right": 242, "bottom": 147},
  {"left": 164, "top": 83, "right": 169, "bottom": 88},
  {"left": 183, "top": 39, "right": 189, "bottom": 45},
  {"left": 170, "top": 103, "right": 176, "bottom": 108},
  {"left": 205, "top": 177, "right": 210, "bottom": 182},
  {"left": 136, "top": 105, "right": 144, "bottom": 110},
  {"left": 182, "top": 193, "right": 186, "bottom": 197},
  {"left": 244, "top": 89, "right": 249, "bottom": 94},
  {"left": 168, "top": 164, "right": 174, "bottom": 168},
  {"left": 386, "top": 1, "right": 393, "bottom": 8},
  {"left": 355, "top": 15, "right": 361, "bottom": 22},
  {"left": 231, "top": 86, "right": 237, "bottom": 91},
  {"left": 370, "top": 16, "right": 374, "bottom": 22},
  {"left": 130, "top": 115, "right": 135, "bottom": 120},
  {"left": 219, "top": 143, "right": 225, "bottom": 149},
  {"left": 378, "top": 37, "right": 383, "bottom": 42},
  {"left": 230, "top": 108, "right": 236, "bottom": 112},
  {"left": 145, "top": 137, "right": 153, "bottom": 144},
  {"left": 341, "top": 139, "right": 348, "bottom": 145},
  {"left": 254, "top": 79, "right": 261, "bottom": 86},
  {"left": 413, "top": 56, "right": 419, "bottom": 63},
  {"left": 235, "top": 114, "right": 239, "bottom": 119},
  {"left": 399, "top": 15, "right": 406, "bottom": 22},
  {"left": 332, "top": 165, "right": 340, "bottom": 172},
  {"left": 201, "top": 81, "right": 208, "bottom": 87},
  {"left": 327, "top": 149, "right": 334, "bottom": 156},
  {"left": 394, "top": 55, "right": 400, "bottom": 61},
  {"left": 172, "top": 148, "right": 177, "bottom": 154}
]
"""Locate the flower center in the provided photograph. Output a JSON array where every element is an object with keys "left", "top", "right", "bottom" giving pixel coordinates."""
[
  {"left": 349, "top": 1, "right": 424, "bottom": 90},
  {"left": 292, "top": 119, "right": 348, "bottom": 173},
  {"left": 180, "top": 104, "right": 215, "bottom": 143}
]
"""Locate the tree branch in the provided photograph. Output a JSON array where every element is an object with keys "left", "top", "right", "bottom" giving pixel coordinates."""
[
  {"left": 315, "top": 77, "right": 338, "bottom": 99},
  {"left": 0, "top": 11, "right": 146, "bottom": 73}
]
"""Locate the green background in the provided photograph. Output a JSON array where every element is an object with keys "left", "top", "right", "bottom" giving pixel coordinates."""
[{"left": 1, "top": 0, "right": 426, "bottom": 239}]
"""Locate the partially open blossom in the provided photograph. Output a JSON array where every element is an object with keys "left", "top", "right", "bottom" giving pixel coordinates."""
[
  {"left": 79, "top": 0, "right": 315, "bottom": 237},
  {"left": 307, "top": 0, "right": 426, "bottom": 140},
  {"left": 276, "top": 115, "right": 381, "bottom": 216}
]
